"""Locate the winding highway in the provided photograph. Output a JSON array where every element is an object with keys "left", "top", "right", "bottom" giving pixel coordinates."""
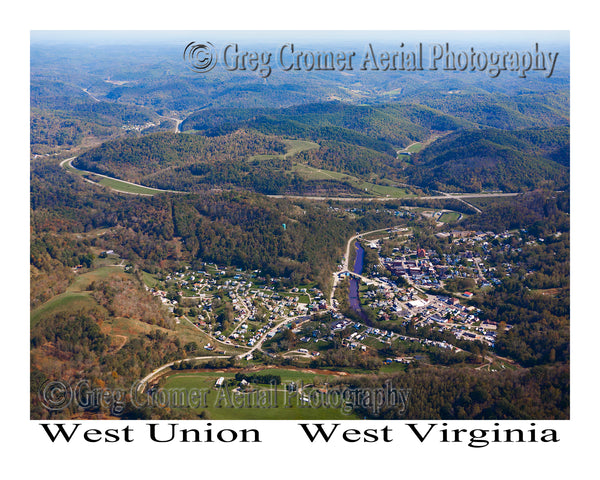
[{"left": 60, "top": 152, "right": 521, "bottom": 209}]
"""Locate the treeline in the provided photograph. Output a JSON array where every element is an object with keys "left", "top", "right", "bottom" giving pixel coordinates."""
[
  {"left": 309, "top": 349, "right": 382, "bottom": 371},
  {"left": 31, "top": 308, "right": 108, "bottom": 355},
  {"left": 90, "top": 277, "right": 173, "bottom": 328},
  {"left": 31, "top": 318, "right": 191, "bottom": 419},
  {"left": 294, "top": 140, "right": 396, "bottom": 177},
  {"left": 334, "top": 364, "right": 569, "bottom": 419},
  {"left": 32, "top": 159, "right": 399, "bottom": 296},
  {"left": 400, "top": 88, "right": 570, "bottom": 130},
  {"left": 463, "top": 190, "right": 569, "bottom": 234},
  {"left": 31, "top": 79, "right": 157, "bottom": 128},
  {"left": 181, "top": 101, "right": 471, "bottom": 152},
  {"left": 169, "top": 192, "right": 394, "bottom": 292},
  {"left": 73, "top": 129, "right": 400, "bottom": 196},
  {"left": 30, "top": 232, "right": 95, "bottom": 308},
  {"left": 465, "top": 192, "right": 568, "bottom": 366},
  {"left": 74, "top": 131, "right": 287, "bottom": 186},
  {"left": 234, "top": 373, "right": 282, "bottom": 385}
]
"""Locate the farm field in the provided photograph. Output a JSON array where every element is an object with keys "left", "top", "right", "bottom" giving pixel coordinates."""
[
  {"left": 161, "top": 368, "right": 359, "bottom": 420},
  {"left": 250, "top": 139, "right": 320, "bottom": 161},
  {"left": 292, "top": 164, "right": 413, "bottom": 198},
  {"left": 30, "top": 266, "right": 126, "bottom": 326}
]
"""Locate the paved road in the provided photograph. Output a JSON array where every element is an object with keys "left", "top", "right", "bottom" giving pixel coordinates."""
[
  {"left": 180, "top": 315, "right": 250, "bottom": 352},
  {"left": 329, "top": 225, "right": 407, "bottom": 306},
  {"left": 157, "top": 114, "right": 182, "bottom": 133},
  {"left": 136, "top": 354, "right": 232, "bottom": 392},
  {"left": 82, "top": 88, "right": 101, "bottom": 102},
  {"left": 61, "top": 156, "right": 187, "bottom": 195},
  {"left": 268, "top": 192, "right": 519, "bottom": 205},
  {"left": 238, "top": 315, "right": 311, "bottom": 359},
  {"left": 61, "top": 153, "right": 522, "bottom": 208}
]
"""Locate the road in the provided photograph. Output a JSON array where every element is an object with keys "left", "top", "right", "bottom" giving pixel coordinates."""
[
  {"left": 60, "top": 156, "right": 187, "bottom": 194},
  {"left": 268, "top": 192, "right": 519, "bottom": 206},
  {"left": 329, "top": 225, "right": 407, "bottom": 306},
  {"left": 238, "top": 315, "right": 311, "bottom": 359},
  {"left": 157, "top": 114, "right": 182, "bottom": 133},
  {"left": 136, "top": 354, "right": 232, "bottom": 392},
  {"left": 82, "top": 88, "right": 101, "bottom": 103},
  {"left": 61, "top": 152, "right": 523, "bottom": 208},
  {"left": 180, "top": 314, "right": 250, "bottom": 352}
]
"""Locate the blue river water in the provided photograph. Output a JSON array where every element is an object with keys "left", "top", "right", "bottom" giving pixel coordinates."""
[{"left": 348, "top": 242, "right": 370, "bottom": 323}]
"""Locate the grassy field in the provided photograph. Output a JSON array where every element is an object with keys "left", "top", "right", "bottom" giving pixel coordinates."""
[
  {"left": 174, "top": 318, "right": 248, "bottom": 356},
  {"left": 406, "top": 142, "right": 424, "bottom": 153},
  {"left": 397, "top": 142, "right": 424, "bottom": 155},
  {"left": 67, "top": 140, "right": 319, "bottom": 195},
  {"left": 31, "top": 266, "right": 128, "bottom": 327},
  {"left": 140, "top": 270, "right": 161, "bottom": 289},
  {"left": 282, "top": 139, "right": 320, "bottom": 157},
  {"left": 94, "top": 176, "right": 164, "bottom": 195},
  {"left": 64, "top": 159, "right": 170, "bottom": 195},
  {"left": 68, "top": 266, "right": 128, "bottom": 292},
  {"left": 30, "top": 291, "right": 98, "bottom": 327},
  {"left": 161, "top": 368, "right": 359, "bottom": 419},
  {"left": 439, "top": 211, "right": 461, "bottom": 223},
  {"left": 292, "top": 164, "right": 412, "bottom": 198},
  {"left": 250, "top": 139, "right": 320, "bottom": 162}
]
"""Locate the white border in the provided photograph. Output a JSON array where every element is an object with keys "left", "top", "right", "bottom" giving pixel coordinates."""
[{"left": 5, "top": 0, "right": 598, "bottom": 477}]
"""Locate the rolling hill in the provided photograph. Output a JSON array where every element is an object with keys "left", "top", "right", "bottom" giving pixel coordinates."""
[{"left": 405, "top": 127, "right": 570, "bottom": 192}]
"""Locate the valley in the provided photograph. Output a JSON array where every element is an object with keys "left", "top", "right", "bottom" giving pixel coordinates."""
[{"left": 30, "top": 36, "right": 570, "bottom": 421}]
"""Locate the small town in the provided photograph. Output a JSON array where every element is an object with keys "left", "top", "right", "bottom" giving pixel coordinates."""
[{"left": 137, "top": 221, "right": 555, "bottom": 366}]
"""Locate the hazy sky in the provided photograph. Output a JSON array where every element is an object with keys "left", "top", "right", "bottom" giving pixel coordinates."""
[{"left": 30, "top": 30, "right": 569, "bottom": 48}]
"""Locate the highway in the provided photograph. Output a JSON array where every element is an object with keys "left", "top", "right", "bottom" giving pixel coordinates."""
[{"left": 60, "top": 154, "right": 522, "bottom": 209}]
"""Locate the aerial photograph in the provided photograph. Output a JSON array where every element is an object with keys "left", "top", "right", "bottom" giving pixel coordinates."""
[{"left": 30, "top": 30, "right": 570, "bottom": 421}]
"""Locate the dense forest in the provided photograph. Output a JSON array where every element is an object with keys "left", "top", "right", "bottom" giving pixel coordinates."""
[
  {"left": 181, "top": 101, "right": 472, "bottom": 150},
  {"left": 333, "top": 365, "right": 569, "bottom": 419},
  {"left": 31, "top": 159, "right": 402, "bottom": 300},
  {"left": 406, "top": 127, "right": 570, "bottom": 192},
  {"left": 71, "top": 100, "right": 570, "bottom": 195}
]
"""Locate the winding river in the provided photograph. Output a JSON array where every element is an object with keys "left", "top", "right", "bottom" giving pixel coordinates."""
[{"left": 348, "top": 241, "right": 370, "bottom": 324}]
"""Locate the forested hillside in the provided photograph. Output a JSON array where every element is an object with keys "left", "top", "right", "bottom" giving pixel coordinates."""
[{"left": 406, "top": 127, "right": 569, "bottom": 192}]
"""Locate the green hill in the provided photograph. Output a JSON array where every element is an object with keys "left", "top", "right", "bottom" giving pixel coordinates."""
[{"left": 405, "top": 127, "right": 569, "bottom": 192}]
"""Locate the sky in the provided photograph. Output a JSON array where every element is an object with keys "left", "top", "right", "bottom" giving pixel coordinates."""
[{"left": 30, "top": 30, "right": 570, "bottom": 49}]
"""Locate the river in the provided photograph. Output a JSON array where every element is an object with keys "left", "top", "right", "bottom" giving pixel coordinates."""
[{"left": 348, "top": 241, "right": 370, "bottom": 324}]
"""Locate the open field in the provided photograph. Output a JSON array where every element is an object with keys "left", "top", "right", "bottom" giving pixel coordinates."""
[
  {"left": 292, "top": 164, "right": 412, "bottom": 198},
  {"left": 62, "top": 157, "right": 169, "bottom": 195},
  {"left": 31, "top": 266, "right": 128, "bottom": 326},
  {"left": 140, "top": 271, "right": 161, "bottom": 289},
  {"left": 30, "top": 292, "right": 97, "bottom": 327},
  {"left": 67, "top": 266, "right": 129, "bottom": 292},
  {"left": 439, "top": 211, "right": 461, "bottom": 223},
  {"left": 174, "top": 319, "right": 248, "bottom": 356},
  {"left": 250, "top": 139, "right": 320, "bottom": 162},
  {"left": 93, "top": 176, "right": 163, "bottom": 195},
  {"left": 282, "top": 139, "right": 320, "bottom": 157},
  {"left": 406, "top": 142, "right": 424, "bottom": 153},
  {"left": 161, "top": 368, "right": 359, "bottom": 419}
]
